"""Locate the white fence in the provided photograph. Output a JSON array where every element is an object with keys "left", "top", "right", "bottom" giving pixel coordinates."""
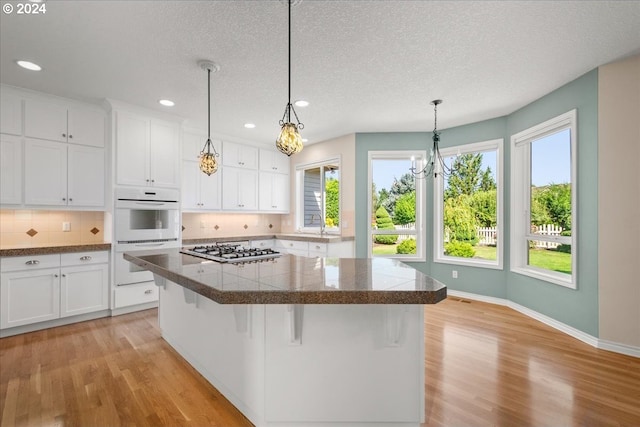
[
  {"left": 395, "top": 223, "right": 415, "bottom": 242},
  {"left": 477, "top": 224, "right": 564, "bottom": 248}
]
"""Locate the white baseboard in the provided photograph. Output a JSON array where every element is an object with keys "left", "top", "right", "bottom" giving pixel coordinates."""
[{"left": 446, "top": 290, "right": 639, "bottom": 358}]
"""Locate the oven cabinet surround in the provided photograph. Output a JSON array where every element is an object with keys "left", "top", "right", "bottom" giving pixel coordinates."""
[
  {"left": 0, "top": 85, "right": 107, "bottom": 209},
  {"left": 124, "top": 250, "right": 446, "bottom": 427},
  {"left": 113, "top": 109, "right": 181, "bottom": 189},
  {"left": 0, "top": 249, "right": 109, "bottom": 336}
]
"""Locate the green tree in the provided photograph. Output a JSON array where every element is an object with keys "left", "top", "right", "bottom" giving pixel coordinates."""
[
  {"left": 444, "top": 153, "right": 496, "bottom": 200},
  {"left": 382, "top": 173, "right": 415, "bottom": 217},
  {"left": 531, "top": 183, "right": 571, "bottom": 230},
  {"left": 325, "top": 178, "right": 339, "bottom": 226},
  {"left": 469, "top": 189, "right": 497, "bottom": 227},
  {"left": 374, "top": 206, "right": 398, "bottom": 244},
  {"left": 393, "top": 191, "right": 416, "bottom": 225},
  {"left": 444, "top": 196, "right": 478, "bottom": 244}
]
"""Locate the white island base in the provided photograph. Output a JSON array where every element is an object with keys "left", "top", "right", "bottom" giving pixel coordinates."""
[{"left": 156, "top": 277, "right": 426, "bottom": 427}]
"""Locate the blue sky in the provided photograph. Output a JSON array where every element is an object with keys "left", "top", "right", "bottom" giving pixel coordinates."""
[{"left": 372, "top": 128, "right": 571, "bottom": 191}]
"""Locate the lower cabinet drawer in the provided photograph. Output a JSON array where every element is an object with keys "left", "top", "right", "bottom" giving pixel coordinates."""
[
  {"left": 114, "top": 282, "right": 158, "bottom": 308},
  {"left": 275, "top": 239, "right": 308, "bottom": 252},
  {"left": 308, "top": 243, "right": 328, "bottom": 254}
]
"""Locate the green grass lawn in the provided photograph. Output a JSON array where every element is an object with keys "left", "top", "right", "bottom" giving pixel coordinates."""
[
  {"left": 471, "top": 245, "right": 571, "bottom": 274},
  {"left": 372, "top": 243, "right": 398, "bottom": 255},
  {"left": 373, "top": 243, "right": 571, "bottom": 275}
]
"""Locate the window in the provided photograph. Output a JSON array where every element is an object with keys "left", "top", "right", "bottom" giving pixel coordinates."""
[
  {"left": 510, "top": 110, "right": 577, "bottom": 288},
  {"left": 296, "top": 158, "right": 340, "bottom": 233},
  {"left": 368, "top": 151, "right": 426, "bottom": 261},
  {"left": 434, "top": 139, "right": 503, "bottom": 269}
]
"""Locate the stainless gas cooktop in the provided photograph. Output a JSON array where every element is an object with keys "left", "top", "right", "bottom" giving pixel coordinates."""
[{"left": 180, "top": 243, "right": 281, "bottom": 263}]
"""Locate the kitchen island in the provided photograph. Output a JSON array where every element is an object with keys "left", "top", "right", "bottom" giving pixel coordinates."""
[{"left": 124, "top": 249, "right": 446, "bottom": 427}]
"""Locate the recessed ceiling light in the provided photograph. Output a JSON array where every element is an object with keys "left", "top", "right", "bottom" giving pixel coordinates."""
[
  {"left": 294, "top": 100, "right": 309, "bottom": 107},
  {"left": 302, "top": 138, "right": 308, "bottom": 143},
  {"left": 16, "top": 60, "right": 42, "bottom": 71},
  {"left": 244, "top": 123, "right": 256, "bottom": 129},
  {"left": 159, "top": 99, "right": 175, "bottom": 107}
]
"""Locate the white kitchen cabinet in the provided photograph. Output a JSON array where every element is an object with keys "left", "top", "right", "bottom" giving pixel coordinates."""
[
  {"left": 274, "top": 238, "right": 355, "bottom": 257},
  {"left": 258, "top": 171, "right": 290, "bottom": 212},
  {"left": 222, "top": 141, "right": 258, "bottom": 170},
  {"left": 116, "top": 111, "right": 180, "bottom": 188},
  {"left": 60, "top": 251, "right": 109, "bottom": 318},
  {"left": 182, "top": 129, "right": 220, "bottom": 161},
  {"left": 0, "top": 135, "right": 22, "bottom": 205},
  {"left": 0, "top": 268, "right": 60, "bottom": 329},
  {"left": 259, "top": 148, "right": 290, "bottom": 174},
  {"left": 24, "top": 139, "right": 104, "bottom": 207},
  {"left": 222, "top": 167, "right": 258, "bottom": 211},
  {"left": 249, "top": 239, "right": 276, "bottom": 249},
  {"left": 0, "top": 92, "right": 22, "bottom": 136},
  {"left": 24, "top": 98, "right": 104, "bottom": 147},
  {"left": 0, "top": 251, "right": 109, "bottom": 330},
  {"left": 114, "top": 282, "right": 159, "bottom": 309},
  {"left": 182, "top": 159, "right": 221, "bottom": 211}
]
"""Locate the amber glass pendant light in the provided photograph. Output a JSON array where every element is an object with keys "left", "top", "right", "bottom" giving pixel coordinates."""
[
  {"left": 276, "top": 0, "right": 304, "bottom": 156},
  {"left": 198, "top": 60, "right": 221, "bottom": 175}
]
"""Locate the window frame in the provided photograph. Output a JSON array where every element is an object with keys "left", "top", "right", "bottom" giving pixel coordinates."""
[
  {"left": 295, "top": 157, "right": 342, "bottom": 234},
  {"left": 510, "top": 110, "right": 578, "bottom": 288},
  {"left": 433, "top": 138, "right": 504, "bottom": 269},
  {"left": 367, "top": 150, "right": 427, "bottom": 261}
]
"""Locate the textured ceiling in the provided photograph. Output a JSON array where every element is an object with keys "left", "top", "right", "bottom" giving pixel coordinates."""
[{"left": 1, "top": 1, "right": 639, "bottom": 145}]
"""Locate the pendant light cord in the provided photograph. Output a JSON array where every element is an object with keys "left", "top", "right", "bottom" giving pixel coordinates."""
[
  {"left": 207, "top": 67, "right": 211, "bottom": 141},
  {"left": 287, "top": 0, "right": 292, "bottom": 123}
]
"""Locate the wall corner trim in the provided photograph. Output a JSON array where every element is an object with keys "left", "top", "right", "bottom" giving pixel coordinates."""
[{"left": 446, "top": 290, "right": 639, "bottom": 359}]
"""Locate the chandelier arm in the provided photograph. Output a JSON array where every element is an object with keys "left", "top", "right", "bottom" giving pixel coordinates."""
[{"left": 290, "top": 104, "right": 304, "bottom": 129}]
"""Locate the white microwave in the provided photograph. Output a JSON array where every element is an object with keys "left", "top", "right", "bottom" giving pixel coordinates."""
[{"left": 115, "top": 188, "right": 180, "bottom": 243}]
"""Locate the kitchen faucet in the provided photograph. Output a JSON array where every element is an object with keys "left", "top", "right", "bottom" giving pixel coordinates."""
[{"left": 310, "top": 213, "right": 325, "bottom": 235}]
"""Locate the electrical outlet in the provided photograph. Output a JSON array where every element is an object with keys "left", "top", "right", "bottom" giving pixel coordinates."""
[
  {"left": 452, "top": 270, "right": 458, "bottom": 279},
  {"left": 62, "top": 222, "right": 71, "bottom": 232}
]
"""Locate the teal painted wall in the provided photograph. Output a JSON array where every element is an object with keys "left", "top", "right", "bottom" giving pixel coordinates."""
[
  {"left": 505, "top": 69, "right": 599, "bottom": 336},
  {"left": 354, "top": 69, "right": 599, "bottom": 336}
]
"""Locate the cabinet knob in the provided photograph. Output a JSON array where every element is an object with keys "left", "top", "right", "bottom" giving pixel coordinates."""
[
  {"left": 62, "top": 274, "right": 66, "bottom": 278},
  {"left": 69, "top": 198, "right": 73, "bottom": 202},
  {"left": 54, "top": 274, "right": 59, "bottom": 278},
  {"left": 144, "top": 289, "right": 152, "bottom": 294},
  {"left": 151, "top": 179, "right": 155, "bottom": 183},
  {"left": 68, "top": 134, "right": 73, "bottom": 139},
  {"left": 146, "top": 179, "right": 150, "bottom": 182},
  {"left": 289, "top": 243, "right": 293, "bottom": 247},
  {"left": 62, "top": 133, "right": 66, "bottom": 138},
  {"left": 62, "top": 197, "right": 66, "bottom": 201},
  {"left": 25, "top": 260, "right": 40, "bottom": 265},
  {"left": 80, "top": 256, "right": 92, "bottom": 261}
]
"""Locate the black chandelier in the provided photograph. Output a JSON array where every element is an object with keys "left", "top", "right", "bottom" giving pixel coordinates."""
[{"left": 410, "top": 99, "right": 455, "bottom": 179}]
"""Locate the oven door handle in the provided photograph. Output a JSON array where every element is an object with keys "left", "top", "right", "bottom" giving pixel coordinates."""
[
  {"left": 134, "top": 201, "right": 166, "bottom": 206},
  {"left": 134, "top": 242, "right": 167, "bottom": 248}
]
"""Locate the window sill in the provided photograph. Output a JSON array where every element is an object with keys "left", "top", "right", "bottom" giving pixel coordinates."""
[
  {"left": 434, "top": 256, "right": 502, "bottom": 270},
  {"left": 511, "top": 266, "right": 576, "bottom": 289}
]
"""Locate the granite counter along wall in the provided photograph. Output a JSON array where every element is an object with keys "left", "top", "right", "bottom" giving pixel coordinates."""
[
  {"left": 181, "top": 213, "right": 283, "bottom": 240},
  {"left": 0, "top": 210, "right": 106, "bottom": 248}
]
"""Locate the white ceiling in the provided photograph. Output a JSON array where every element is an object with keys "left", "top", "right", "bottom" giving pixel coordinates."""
[{"left": 1, "top": 1, "right": 639, "bottom": 145}]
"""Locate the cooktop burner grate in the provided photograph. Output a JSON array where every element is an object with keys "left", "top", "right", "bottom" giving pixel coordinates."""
[{"left": 181, "top": 243, "right": 281, "bottom": 263}]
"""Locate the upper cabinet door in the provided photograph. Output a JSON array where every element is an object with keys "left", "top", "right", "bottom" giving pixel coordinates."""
[
  {"left": 0, "top": 135, "right": 22, "bottom": 205},
  {"left": 259, "top": 148, "right": 290, "bottom": 173},
  {"left": 222, "top": 141, "right": 258, "bottom": 170},
  {"left": 0, "top": 93, "right": 22, "bottom": 136},
  {"left": 24, "top": 99, "right": 68, "bottom": 143},
  {"left": 24, "top": 139, "right": 68, "bottom": 206},
  {"left": 67, "top": 145, "right": 105, "bottom": 207},
  {"left": 67, "top": 107, "right": 105, "bottom": 147},
  {"left": 150, "top": 119, "right": 180, "bottom": 188},
  {"left": 116, "top": 111, "right": 150, "bottom": 187}
]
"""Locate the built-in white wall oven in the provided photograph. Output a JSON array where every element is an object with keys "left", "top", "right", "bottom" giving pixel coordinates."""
[{"left": 114, "top": 188, "right": 180, "bottom": 288}]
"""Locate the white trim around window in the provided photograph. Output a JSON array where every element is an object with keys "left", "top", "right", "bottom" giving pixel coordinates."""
[
  {"left": 367, "top": 150, "right": 427, "bottom": 261},
  {"left": 433, "top": 139, "right": 504, "bottom": 269},
  {"left": 510, "top": 110, "right": 577, "bottom": 289}
]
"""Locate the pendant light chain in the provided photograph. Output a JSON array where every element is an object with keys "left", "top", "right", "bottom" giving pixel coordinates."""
[
  {"left": 207, "top": 67, "right": 211, "bottom": 144},
  {"left": 198, "top": 60, "right": 220, "bottom": 175}
]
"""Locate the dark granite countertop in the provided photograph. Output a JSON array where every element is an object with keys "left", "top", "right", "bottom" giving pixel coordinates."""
[
  {"left": 124, "top": 249, "right": 446, "bottom": 305},
  {"left": 182, "top": 234, "right": 355, "bottom": 246},
  {"left": 0, "top": 243, "right": 112, "bottom": 257}
]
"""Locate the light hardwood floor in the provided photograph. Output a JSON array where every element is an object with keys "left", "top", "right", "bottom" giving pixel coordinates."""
[{"left": 1, "top": 298, "right": 638, "bottom": 426}]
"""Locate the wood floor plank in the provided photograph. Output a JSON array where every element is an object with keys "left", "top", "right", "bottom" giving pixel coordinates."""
[{"left": 1, "top": 299, "right": 639, "bottom": 426}]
